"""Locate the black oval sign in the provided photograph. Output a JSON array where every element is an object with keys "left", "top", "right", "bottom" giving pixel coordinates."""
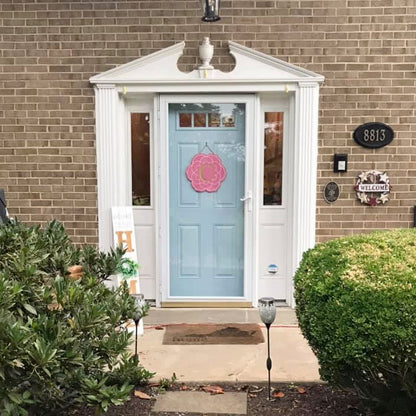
[
  {"left": 353, "top": 122, "right": 394, "bottom": 149},
  {"left": 323, "top": 182, "right": 340, "bottom": 204}
]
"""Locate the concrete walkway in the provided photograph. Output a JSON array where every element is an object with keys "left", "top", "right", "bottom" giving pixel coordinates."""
[
  {"left": 134, "top": 308, "right": 321, "bottom": 384},
  {"left": 153, "top": 391, "right": 247, "bottom": 415}
]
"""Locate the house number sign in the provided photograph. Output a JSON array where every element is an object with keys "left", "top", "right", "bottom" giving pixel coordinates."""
[{"left": 353, "top": 122, "right": 394, "bottom": 149}]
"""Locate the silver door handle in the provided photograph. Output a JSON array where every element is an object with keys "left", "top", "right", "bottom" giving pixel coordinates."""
[
  {"left": 240, "top": 195, "right": 252, "bottom": 202},
  {"left": 240, "top": 192, "right": 252, "bottom": 212}
]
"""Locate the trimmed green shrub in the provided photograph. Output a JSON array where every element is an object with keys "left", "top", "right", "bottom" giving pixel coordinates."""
[
  {"left": 0, "top": 221, "right": 153, "bottom": 416},
  {"left": 294, "top": 229, "right": 416, "bottom": 415}
]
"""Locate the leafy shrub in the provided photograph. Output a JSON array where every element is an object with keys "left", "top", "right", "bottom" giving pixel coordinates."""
[
  {"left": 0, "top": 221, "right": 153, "bottom": 416},
  {"left": 294, "top": 229, "right": 416, "bottom": 415}
]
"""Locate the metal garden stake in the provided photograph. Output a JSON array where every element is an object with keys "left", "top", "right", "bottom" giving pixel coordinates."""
[
  {"left": 258, "top": 297, "right": 277, "bottom": 400},
  {"left": 131, "top": 293, "right": 145, "bottom": 361}
]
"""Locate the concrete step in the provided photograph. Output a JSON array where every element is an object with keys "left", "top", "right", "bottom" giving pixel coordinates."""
[
  {"left": 137, "top": 326, "right": 320, "bottom": 383},
  {"left": 146, "top": 307, "right": 298, "bottom": 326}
]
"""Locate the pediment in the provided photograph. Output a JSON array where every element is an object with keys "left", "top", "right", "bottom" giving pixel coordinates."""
[{"left": 90, "top": 40, "right": 324, "bottom": 85}]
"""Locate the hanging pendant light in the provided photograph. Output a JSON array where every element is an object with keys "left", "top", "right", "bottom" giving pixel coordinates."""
[{"left": 200, "top": 0, "right": 221, "bottom": 22}]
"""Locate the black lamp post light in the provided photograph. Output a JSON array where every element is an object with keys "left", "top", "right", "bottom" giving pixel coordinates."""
[
  {"left": 200, "top": 0, "right": 221, "bottom": 22},
  {"left": 131, "top": 293, "right": 146, "bottom": 361},
  {"left": 258, "top": 297, "right": 277, "bottom": 400}
]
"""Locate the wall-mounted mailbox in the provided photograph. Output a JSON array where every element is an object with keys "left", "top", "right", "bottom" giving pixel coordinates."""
[{"left": 334, "top": 153, "right": 348, "bottom": 173}]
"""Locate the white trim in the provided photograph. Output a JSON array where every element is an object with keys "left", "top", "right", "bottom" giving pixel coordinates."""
[
  {"left": 286, "top": 94, "right": 297, "bottom": 304},
  {"left": 289, "top": 83, "right": 320, "bottom": 306},
  {"left": 95, "top": 84, "right": 128, "bottom": 252},
  {"left": 228, "top": 41, "right": 324, "bottom": 81},
  {"left": 158, "top": 94, "right": 256, "bottom": 306},
  {"left": 90, "top": 42, "right": 186, "bottom": 83},
  {"left": 154, "top": 94, "right": 162, "bottom": 306},
  {"left": 91, "top": 41, "right": 323, "bottom": 307},
  {"left": 251, "top": 94, "right": 261, "bottom": 307},
  {"left": 90, "top": 41, "right": 324, "bottom": 86}
]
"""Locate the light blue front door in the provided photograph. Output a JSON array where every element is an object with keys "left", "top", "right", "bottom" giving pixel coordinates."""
[{"left": 169, "top": 103, "right": 246, "bottom": 297}]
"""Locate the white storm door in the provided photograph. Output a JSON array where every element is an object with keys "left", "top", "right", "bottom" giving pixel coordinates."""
[{"left": 159, "top": 95, "right": 256, "bottom": 303}]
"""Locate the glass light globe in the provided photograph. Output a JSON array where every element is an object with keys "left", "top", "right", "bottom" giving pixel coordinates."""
[
  {"left": 131, "top": 293, "right": 145, "bottom": 322},
  {"left": 258, "top": 297, "right": 276, "bottom": 325},
  {"left": 200, "top": 0, "right": 221, "bottom": 22}
]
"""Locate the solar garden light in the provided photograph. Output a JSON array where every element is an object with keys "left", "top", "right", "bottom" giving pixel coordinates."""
[
  {"left": 200, "top": 0, "right": 221, "bottom": 22},
  {"left": 131, "top": 293, "right": 146, "bottom": 361},
  {"left": 258, "top": 297, "right": 277, "bottom": 400}
]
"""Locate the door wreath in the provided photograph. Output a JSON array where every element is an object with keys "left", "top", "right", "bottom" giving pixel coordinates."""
[
  {"left": 185, "top": 143, "right": 226, "bottom": 192},
  {"left": 354, "top": 170, "right": 390, "bottom": 206}
]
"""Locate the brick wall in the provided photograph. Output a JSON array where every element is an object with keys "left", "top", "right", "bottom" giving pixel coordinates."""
[{"left": 0, "top": 0, "right": 415, "bottom": 244}]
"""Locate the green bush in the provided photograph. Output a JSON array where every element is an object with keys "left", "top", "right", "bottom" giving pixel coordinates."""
[
  {"left": 294, "top": 229, "right": 416, "bottom": 415},
  {"left": 0, "top": 221, "right": 153, "bottom": 416}
]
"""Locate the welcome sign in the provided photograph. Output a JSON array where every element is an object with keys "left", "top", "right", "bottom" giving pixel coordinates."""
[
  {"left": 355, "top": 171, "right": 390, "bottom": 206},
  {"left": 357, "top": 183, "right": 390, "bottom": 192}
]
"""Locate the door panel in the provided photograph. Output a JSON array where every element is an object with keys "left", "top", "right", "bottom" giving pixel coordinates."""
[
  {"left": 214, "top": 225, "right": 237, "bottom": 277},
  {"left": 178, "top": 143, "right": 200, "bottom": 206},
  {"left": 178, "top": 225, "right": 200, "bottom": 277},
  {"left": 169, "top": 103, "right": 245, "bottom": 297}
]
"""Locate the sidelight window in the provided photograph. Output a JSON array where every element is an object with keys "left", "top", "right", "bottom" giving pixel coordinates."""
[
  {"left": 263, "top": 112, "right": 283, "bottom": 206},
  {"left": 131, "top": 113, "right": 151, "bottom": 206}
]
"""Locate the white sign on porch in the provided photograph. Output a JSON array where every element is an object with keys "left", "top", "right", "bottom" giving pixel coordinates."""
[
  {"left": 112, "top": 206, "right": 144, "bottom": 335},
  {"left": 112, "top": 206, "right": 141, "bottom": 294}
]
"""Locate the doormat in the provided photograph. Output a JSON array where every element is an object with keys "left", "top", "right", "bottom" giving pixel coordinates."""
[{"left": 163, "top": 323, "right": 264, "bottom": 345}]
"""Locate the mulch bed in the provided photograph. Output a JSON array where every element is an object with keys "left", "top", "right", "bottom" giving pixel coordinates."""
[{"left": 70, "top": 382, "right": 374, "bottom": 416}]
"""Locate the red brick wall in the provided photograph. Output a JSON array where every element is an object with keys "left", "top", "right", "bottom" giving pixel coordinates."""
[{"left": 1, "top": 1, "right": 415, "bottom": 244}]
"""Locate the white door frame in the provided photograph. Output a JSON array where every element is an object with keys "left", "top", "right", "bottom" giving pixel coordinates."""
[
  {"left": 256, "top": 93, "right": 293, "bottom": 303},
  {"left": 90, "top": 40, "right": 323, "bottom": 308},
  {"left": 157, "top": 94, "right": 257, "bottom": 305}
]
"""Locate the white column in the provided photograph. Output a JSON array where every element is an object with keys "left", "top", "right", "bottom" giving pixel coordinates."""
[
  {"left": 290, "top": 82, "right": 320, "bottom": 302},
  {"left": 94, "top": 84, "right": 125, "bottom": 251}
]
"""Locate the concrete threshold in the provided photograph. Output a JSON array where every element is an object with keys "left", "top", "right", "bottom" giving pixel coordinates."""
[{"left": 146, "top": 307, "right": 298, "bottom": 326}]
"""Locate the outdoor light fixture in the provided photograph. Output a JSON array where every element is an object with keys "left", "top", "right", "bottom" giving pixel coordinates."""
[
  {"left": 131, "top": 293, "right": 146, "bottom": 361},
  {"left": 258, "top": 297, "right": 277, "bottom": 400},
  {"left": 200, "top": 0, "right": 221, "bottom": 22}
]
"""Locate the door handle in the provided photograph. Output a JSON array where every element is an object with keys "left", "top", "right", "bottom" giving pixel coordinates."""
[{"left": 240, "top": 192, "right": 252, "bottom": 212}]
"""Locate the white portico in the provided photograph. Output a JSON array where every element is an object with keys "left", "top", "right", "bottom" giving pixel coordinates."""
[{"left": 90, "top": 39, "right": 323, "bottom": 307}]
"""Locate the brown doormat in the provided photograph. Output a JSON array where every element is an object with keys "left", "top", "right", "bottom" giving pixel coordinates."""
[{"left": 163, "top": 323, "right": 264, "bottom": 345}]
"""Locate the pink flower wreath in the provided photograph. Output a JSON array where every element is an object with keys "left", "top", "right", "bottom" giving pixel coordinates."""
[{"left": 185, "top": 153, "right": 227, "bottom": 192}]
